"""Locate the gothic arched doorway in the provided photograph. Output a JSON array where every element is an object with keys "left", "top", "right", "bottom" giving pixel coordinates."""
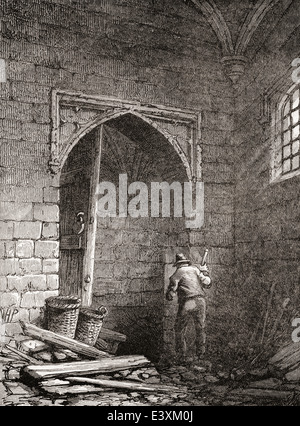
[{"left": 59, "top": 113, "right": 191, "bottom": 361}]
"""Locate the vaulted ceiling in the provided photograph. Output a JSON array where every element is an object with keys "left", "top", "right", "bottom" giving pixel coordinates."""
[{"left": 183, "top": 0, "right": 294, "bottom": 82}]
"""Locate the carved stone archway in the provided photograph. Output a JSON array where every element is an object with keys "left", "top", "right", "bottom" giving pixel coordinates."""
[{"left": 49, "top": 90, "right": 202, "bottom": 182}]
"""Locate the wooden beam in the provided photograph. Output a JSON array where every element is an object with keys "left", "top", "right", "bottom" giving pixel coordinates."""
[
  {"left": 22, "top": 355, "right": 151, "bottom": 380},
  {"left": 40, "top": 382, "right": 106, "bottom": 396},
  {"left": 81, "top": 125, "right": 103, "bottom": 306},
  {"left": 99, "top": 328, "right": 127, "bottom": 343},
  {"left": 66, "top": 376, "right": 185, "bottom": 394},
  {"left": 5, "top": 345, "right": 44, "bottom": 365},
  {"left": 20, "top": 322, "right": 110, "bottom": 360}
]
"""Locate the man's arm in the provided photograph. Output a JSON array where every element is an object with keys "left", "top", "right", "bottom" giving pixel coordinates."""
[
  {"left": 166, "top": 275, "right": 179, "bottom": 301},
  {"left": 197, "top": 265, "right": 212, "bottom": 289}
]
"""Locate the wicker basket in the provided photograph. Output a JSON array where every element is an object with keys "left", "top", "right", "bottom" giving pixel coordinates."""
[
  {"left": 75, "top": 306, "right": 108, "bottom": 346},
  {"left": 46, "top": 296, "right": 81, "bottom": 339}
]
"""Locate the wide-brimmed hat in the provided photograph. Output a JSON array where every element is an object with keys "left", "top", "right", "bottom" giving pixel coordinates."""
[{"left": 173, "top": 253, "right": 191, "bottom": 267}]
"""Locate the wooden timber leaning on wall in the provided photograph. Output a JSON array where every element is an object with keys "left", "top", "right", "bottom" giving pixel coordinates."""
[{"left": 20, "top": 321, "right": 110, "bottom": 359}]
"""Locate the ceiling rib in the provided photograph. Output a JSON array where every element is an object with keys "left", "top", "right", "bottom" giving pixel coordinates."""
[{"left": 186, "top": 0, "right": 282, "bottom": 83}]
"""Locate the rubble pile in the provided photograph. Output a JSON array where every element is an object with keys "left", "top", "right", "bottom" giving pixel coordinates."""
[
  {"left": 268, "top": 341, "right": 300, "bottom": 382},
  {"left": 2, "top": 317, "right": 300, "bottom": 405},
  {"left": 0, "top": 319, "right": 189, "bottom": 405}
]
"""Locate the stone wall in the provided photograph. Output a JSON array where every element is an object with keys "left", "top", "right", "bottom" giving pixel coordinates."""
[
  {"left": 233, "top": 0, "right": 300, "bottom": 355},
  {"left": 0, "top": 0, "right": 235, "bottom": 359}
]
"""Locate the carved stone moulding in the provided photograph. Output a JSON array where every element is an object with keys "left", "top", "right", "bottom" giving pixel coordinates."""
[
  {"left": 221, "top": 56, "right": 248, "bottom": 85},
  {"left": 49, "top": 90, "right": 202, "bottom": 182}
]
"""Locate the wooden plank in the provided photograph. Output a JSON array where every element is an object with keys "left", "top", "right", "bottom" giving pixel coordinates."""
[
  {"left": 22, "top": 355, "right": 151, "bottom": 380},
  {"left": 5, "top": 345, "right": 44, "bottom": 365},
  {"left": 41, "top": 379, "right": 70, "bottom": 387},
  {"left": 272, "top": 351, "right": 300, "bottom": 371},
  {"left": 67, "top": 376, "right": 185, "bottom": 394},
  {"left": 99, "top": 328, "right": 127, "bottom": 342},
  {"left": 95, "top": 339, "right": 109, "bottom": 352},
  {"left": 20, "top": 322, "right": 110, "bottom": 360},
  {"left": 59, "top": 250, "right": 83, "bottom": 297},
  {"left": 269, "top": 342, "right": 300, "bottom": 367},
  {"left": 286, "top": 368, "right": 300, "bottom": 382},
  {"left": 81, "top": 126, "right": 103, "bottom": 306},
  {"left": 41, "top": 383, "right": 106, "bottom": 396},
  {"left": 229, "top": 388, "right": 292, "bottom": 400}
]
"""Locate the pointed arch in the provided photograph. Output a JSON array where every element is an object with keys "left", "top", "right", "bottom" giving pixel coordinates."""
[{"left": 59, "top": 109, "right": 193, "bottom": 182}]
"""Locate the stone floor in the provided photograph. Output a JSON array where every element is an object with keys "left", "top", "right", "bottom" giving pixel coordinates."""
[{"left": 1, "top": 352, "right": 299, "bottom": 407}]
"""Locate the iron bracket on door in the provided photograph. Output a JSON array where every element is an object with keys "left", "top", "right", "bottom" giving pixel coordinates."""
[{"left": 77, "top": 212, "right": 85, "bottom": 235}]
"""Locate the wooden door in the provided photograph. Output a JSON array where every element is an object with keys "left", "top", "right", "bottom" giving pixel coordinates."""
[{"left": 59, "top": 127, "right": 103, "bottom": 305}]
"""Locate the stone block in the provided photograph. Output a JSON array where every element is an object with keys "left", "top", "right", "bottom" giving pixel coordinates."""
[
  {"left": 122, "top": 231, "right": 151, "bottom": 246},
  {"left": 114, "top": 293, "right": 143, "bottom": 307},
  {"left": 97, "top": 229, "right": 122, "bottom": 245},
  {"left": 19, "top": 259, "right": 42, "bottom": 274},
  {"left": 19, "top": 292, "right": 36, "bottom": 309},
  {"left": 35, "top": 241, "right": 59, "bottom": 259},
  {"left": 8, "top": 61, "right": 36, "bottom": 82},
  {"left": 20, "top": 291, "right": 47, "bottom": 309},
  {"left": 43, "top": 259, "right": 59, "bottom": 274},
  {"left": 7, "top": 276, "right": 27, "bottom": 292},
  {"left": 202, "top": 112, "right": 234, "bottom": 131},
  {"left": 43, "top": 187, "right": 59, "bottom": 203},
  {"left": 14, "top": 221, "right": 42, "bottom": 240},
  {"left": 33, "top": 204, "right": 59, "bottom": 222},
  {"left": 28, "top": 308, "right": 43, "bottom": 323},
  {"left": 44, "top": 290, "right": 59, "bottom": 302},
  {"left": 144, "top": 277, "right": 162, "bottom": 292},
  {"left": 113, "top": 263, "right": 128, "bottom": 280},
  {"left": 0, "top": 292, "right": 20, "bottom": 307},
  {"left": 22, "top": 122, "right": 50, "bottom": 141},
  {"left": 0, "top": 202, "right": 33, "bottom": 221},
  {"left": 0, "top": 277, "right": 7, "bottom": 291},
  {"left": 128, "top": 263, "right": 159, "bottom": 279},
  {"left": 0, "top": 242, "right": 4, "bottom": 258},
  {"left": 141, "top": 292, "right": 163, "bottom": 306},
  {"left": 4, "top": 322, "right": 23, "bottom": 337},
  {"left": 127, "top": 279, "right": 144, "bottom": 293},
  {"left": 4, "top": 241, "right": 15, "bottom": 258},
  {"left": 8, "top": 275, "right": 46, "bottom": 292},
  {"left": 46, "top": 275, "right": 59, "bottom": 290},
  {"left": 0, "top": 221, "right": 14, "bottom": 239},
  {"left": 93, "top": 280, "right": 125, "bottom": 296},
  {"left": 95, "top": 263, "right": 114, "bottom": 279},
  {"left": 0, "top": 259, "right": 20, "bottom": 275},
  {"left": 11, "top": 82, "right": 50, "bottom": 104},
  {"left": 0, "top": 101, "right": 32, "bottom": 122},
  {"left": 42, "top": 222, "right": 59, "bottom": 239},
  {"left": 28, "top": 275, "right": 47, "bottom": 292},
  {"left": 15, "top": 308, "right": 30, "bottom": 323},
  {"left": 16, "top": 240, "right": 34, "bottom": 258},
  {"left": 32, "top": 103, "right": 50, "bottom": 124}
]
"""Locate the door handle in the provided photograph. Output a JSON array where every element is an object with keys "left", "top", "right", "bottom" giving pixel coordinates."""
[
  {"left": 77, "top": 212, "right": 85, "bottom": 235},
  {"left": 83, "top": 275, "right": 91, "bottom": 291}
]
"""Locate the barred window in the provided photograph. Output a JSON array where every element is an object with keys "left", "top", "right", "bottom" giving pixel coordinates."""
[{"left": 281, "top": 86, "right": 300, "bottom": 174}]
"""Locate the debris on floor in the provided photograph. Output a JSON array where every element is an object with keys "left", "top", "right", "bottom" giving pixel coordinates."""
[{"left": 1, "top": 319, "right": 300, "bottom": 406}]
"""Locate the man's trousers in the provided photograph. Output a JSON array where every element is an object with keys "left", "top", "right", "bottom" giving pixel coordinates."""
[{"left": 175, "top": 296, "right": 206, "bottom": 361}]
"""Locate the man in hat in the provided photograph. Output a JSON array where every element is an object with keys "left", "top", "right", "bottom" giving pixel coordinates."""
[{"left": 166, "top": 253, "right": 211, "bottom": 365}]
